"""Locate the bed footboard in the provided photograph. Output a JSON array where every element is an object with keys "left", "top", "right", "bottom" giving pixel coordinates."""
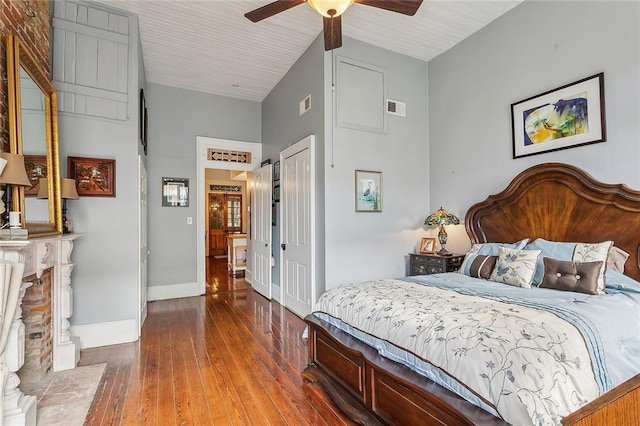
[
  {"left": 303, "top": 314, "right": 506, "bottom": 425},
  {"left": 561, "top": 373, "right": 640, "bottom": 426},
  {"left": 304, "top": 314, "right": 640, "bottom": 426}
]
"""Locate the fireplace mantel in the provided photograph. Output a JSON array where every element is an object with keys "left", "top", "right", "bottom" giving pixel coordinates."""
[{"left": 0, "top": 234, "right": 80, "bottom": 426}]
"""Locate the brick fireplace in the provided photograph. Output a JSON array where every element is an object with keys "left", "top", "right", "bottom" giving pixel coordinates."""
[
  {"left": 20, "top": 268, "right": 54, "bottom": 375},
  {"left": 0, "top": 235, "right": 80, "bottom": 426}
]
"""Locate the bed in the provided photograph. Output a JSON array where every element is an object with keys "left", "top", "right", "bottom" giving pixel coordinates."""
[{"left": 302, "top": 162, "right": 640, "bottom": 425}]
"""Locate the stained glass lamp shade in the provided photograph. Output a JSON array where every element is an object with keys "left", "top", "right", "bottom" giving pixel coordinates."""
[{"left": 425, "top": 207, "right": 460, "bottom": 256}]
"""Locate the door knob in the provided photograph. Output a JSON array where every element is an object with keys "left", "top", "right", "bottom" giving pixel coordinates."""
[{"left": 281, "top": 244, "right": 286, "bottom": 251}]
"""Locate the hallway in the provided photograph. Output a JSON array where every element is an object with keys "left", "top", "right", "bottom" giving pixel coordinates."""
[{"left": 79, "top": 259, "right": 351, "bottom": 425}]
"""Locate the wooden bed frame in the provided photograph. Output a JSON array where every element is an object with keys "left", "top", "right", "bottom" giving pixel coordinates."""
[{"left": 303, "top": 163, "right": 640, "bottom": 425}]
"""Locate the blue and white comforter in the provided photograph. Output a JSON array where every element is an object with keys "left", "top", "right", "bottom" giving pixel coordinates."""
[{"left": 313, "top": 272, "right": 640, "bottom": 426}]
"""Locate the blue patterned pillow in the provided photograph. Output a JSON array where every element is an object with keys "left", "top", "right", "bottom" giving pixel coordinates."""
[
  {"left": 489, "top": 247, "right": 541, "bottom": 288},
  {"left": 459, "top": 239, "right": 529, "bottom": 276}
]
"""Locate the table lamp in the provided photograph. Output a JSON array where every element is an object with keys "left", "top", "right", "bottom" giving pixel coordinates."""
[
  {"left": 425, "top": 207, "right": 460, "bottom": 256},
  {"left": 0, "top": 152, "right": 32, "bottom": 227},
  {"left": 37, "top": 178, "right": 79, "bottom": 234}
]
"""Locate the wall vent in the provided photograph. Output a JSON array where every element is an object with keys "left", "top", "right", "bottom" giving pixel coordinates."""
[
  {"left": 299, "top": 94, "right": 311, "bottom": 116},
  {"left": 386, "top": 99, "right": 406, "bottom": 117}
]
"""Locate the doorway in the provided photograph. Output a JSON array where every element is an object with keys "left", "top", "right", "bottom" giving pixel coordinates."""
[
  {"left": 195, "top": 136, "right": 262, "bottom": 297},
  {"left": 208, "top": 193, "right": 243, "bottom": 257}
]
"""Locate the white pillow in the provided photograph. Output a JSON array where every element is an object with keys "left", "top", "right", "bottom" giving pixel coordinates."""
[
  {"left": 573, "top": 241, "right": 612, "bottom": 294},
  {"left": 489, "top": 247, "right": 541, "bottom": 289}
]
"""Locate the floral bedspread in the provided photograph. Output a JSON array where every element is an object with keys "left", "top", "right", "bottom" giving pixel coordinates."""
[{"left": 314, "top": 279, "right": 600, "bottom": 426}]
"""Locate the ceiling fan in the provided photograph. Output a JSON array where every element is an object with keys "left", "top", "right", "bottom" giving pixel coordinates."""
[{"left": 245, "top": 0, "right": 424, "bottom": 51}]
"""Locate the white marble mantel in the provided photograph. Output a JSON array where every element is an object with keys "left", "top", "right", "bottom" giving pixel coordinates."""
[{"left": 0, "top": 234, "right": 80, "bottom": 426}]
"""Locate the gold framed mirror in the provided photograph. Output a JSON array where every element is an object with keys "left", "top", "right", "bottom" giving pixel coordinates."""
[{"left": 6, "top": 34, "right": 62, "bottom": 236}]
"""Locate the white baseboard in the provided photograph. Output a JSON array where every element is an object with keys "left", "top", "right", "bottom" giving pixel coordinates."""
[
  {"left": 272, "top": 283, "right": 281, "bottom": 303},
  {"left": 70, "top": 319, "right": 138, "bottom": 349},
  {"left": 147, "top": 281, "right": 202, "bottom": 301}
]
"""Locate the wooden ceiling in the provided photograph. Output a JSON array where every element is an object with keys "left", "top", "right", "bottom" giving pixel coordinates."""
[{"left": 110, "top": 0, "right": 522, "bottom": 102}]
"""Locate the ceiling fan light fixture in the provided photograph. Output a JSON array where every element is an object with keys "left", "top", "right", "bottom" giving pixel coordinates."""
[{"left": 307, "top": 0, "right": 354, "bottom": 18}]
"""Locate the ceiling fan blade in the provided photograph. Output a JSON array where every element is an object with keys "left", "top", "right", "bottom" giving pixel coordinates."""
[
  {"left": 355, "top": 0, "right": 423, "bottom": 16},
  {"left": 245, "top": 0, "right": 306, "bottom": 23},
  {"left": 323, "top": 15, "right": 343, "bottom": 51}
]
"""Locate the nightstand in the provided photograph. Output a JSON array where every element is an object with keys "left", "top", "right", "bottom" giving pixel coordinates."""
[{"left": 409, "top": 253, "right": 464, "bottom": 276}]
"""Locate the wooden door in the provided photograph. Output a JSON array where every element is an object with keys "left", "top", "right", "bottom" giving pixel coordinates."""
[
  {"left": 251, "top": 164, "right": 272, "bottom": 299},
  {"left": 209, "top": 193, "right": 243, "bottom": 257},
  {"left": 209, "top": 194, "right": 226, "bottom": 256},
  {"left": 281, "top": 145, "right": 312, "bottom": 316}
]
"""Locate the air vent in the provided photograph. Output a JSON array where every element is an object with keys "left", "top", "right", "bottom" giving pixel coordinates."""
[
  {"left": 386, "top": 99, "right": 406, "bottom": 117},
  {"left": 299, "top": 94, "right": 311, "bottom": 116}
]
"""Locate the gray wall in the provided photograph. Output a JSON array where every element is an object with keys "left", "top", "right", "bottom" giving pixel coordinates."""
[
  {"left": 59, "top": 118, "right": 139, "bottom": 324},
  {"left": 146, "top": 83, "right": 261, "bottom": 288},
  {"left": 323, "top": 36, "right": 429, "bottom": 289},
  {"left": 261, "top": 35, "right": 326, "bottom": 293},
  {"left": 429, "top": 0, "right": 640, "bottom": 253}
]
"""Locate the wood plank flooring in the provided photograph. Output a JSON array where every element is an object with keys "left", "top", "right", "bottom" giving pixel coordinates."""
[{"left": 80, "top": 258, "right": 351, "bottom": 425}]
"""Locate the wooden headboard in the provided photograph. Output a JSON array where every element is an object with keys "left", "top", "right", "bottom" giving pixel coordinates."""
[{"left": 465, "top": 162, "right": 640, "bottom": 281}]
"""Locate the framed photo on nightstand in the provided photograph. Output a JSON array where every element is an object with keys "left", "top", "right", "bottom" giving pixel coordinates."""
[{"left": 419, "top": 237, "right": 436, "bottom": 254}]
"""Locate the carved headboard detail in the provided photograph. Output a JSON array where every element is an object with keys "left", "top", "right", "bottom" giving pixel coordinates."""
[{"left": 466, "top": 162, "right": 640, "bottom": 281}]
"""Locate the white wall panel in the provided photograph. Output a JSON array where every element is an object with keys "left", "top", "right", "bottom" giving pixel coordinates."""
[{"left": 53, "top": 2, "right": 130, "bottom": 121}]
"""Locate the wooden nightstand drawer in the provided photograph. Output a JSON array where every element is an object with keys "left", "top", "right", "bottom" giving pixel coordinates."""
[
  {"left": 409, "top": 253, "right": 464, "bottom": 276},
  {"left": 411, "top": 255, "right": 443, "bottom": 267}
]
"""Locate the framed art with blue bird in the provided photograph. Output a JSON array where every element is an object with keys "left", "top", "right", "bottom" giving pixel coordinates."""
[{"left": 355, "top": 170, "right": 381, "bottom": 212}]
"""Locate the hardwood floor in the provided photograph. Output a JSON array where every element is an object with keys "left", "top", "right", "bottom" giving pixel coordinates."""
[{"left": 80, "top": 258, "right": 351, "bottom": 425}]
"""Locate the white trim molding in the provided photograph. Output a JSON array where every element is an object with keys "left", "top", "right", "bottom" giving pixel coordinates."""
[
  {"left": 70, "top": 319, "right": 138, "bottom": 349},
  {"left": 147, "top": 281, "right": 201, "bottom": 301},
  {"left": 195, "top": 136, "right": 262, "bottom": 298}
]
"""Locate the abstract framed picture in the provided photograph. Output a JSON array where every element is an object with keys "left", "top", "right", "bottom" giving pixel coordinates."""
[
  {"left": 511, "top": 73, "right": 605, "bottom": 159},
  {"left": 24, "top": 155, "right": 47, "bottom": 196},
  {"left": 355, "top": 170, "right": 382, "bottom": 212},
  {"left": 68, "top": 156, "right": 116, "bottom": 197}
]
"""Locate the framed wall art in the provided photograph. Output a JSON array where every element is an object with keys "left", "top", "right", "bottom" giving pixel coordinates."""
[
  {"left": 140, "top": 89, "right": 148, "bottom": 155},
  {"left": 162, "top": 177, "right": 189, "bottom": 207},
  {"left": 511, "top": 73, "right": 605, "bottom": 159},
  {"left": 355, "top": 170, "right": 382, "bottom": 212},
  {"left": 68, "top": 157, "right": 116, "bottom": 197},
  {"left": 273, "top": 160, "right": 280, "bottom": 181},
  {"left": 419, "top": 237, "right": 436, "bottom": 254},
  {"left": 24, "top": 155, "right": 47, "bottom": 196}
]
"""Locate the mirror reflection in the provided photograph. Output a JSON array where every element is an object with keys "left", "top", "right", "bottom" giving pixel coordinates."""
[{"left": 20, "top": 66, "right": 50, "bottom": 222}]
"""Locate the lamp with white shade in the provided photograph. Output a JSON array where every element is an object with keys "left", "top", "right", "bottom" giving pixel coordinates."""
[
  {"left": 38, "top": 178, "right": 79, "bottom": 234},
  {"left": 0, "top": 152, "right": 32, "bottom": 227}
]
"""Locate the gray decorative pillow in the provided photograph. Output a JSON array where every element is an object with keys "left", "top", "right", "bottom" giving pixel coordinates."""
[
  {"left": 467, "top": 255, "right": 497, "bottom": 280},
  {"left": 540, "top": 257, "right": 603, "bottom": 295},
  {"left": 607, "top": 246, "right": 629, "bottom": 273},
  {"left": 489, "top": 247, "right": 541, "bottom": 289}
]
